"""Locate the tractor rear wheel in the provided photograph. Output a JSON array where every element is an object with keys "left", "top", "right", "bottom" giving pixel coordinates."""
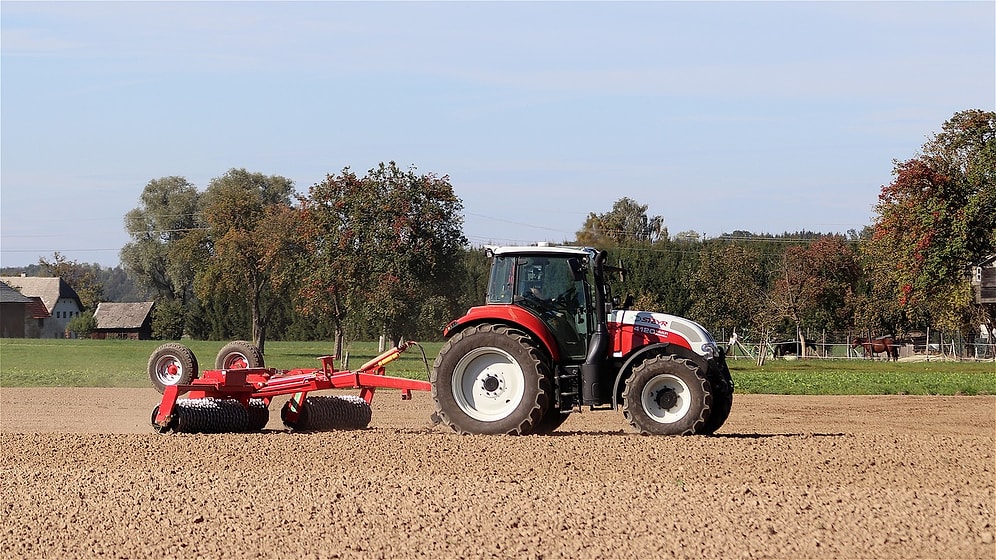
[
  {"left": 622, "top": 355, "right": 711, "bottom": 435},
  {"left": 431, "top": 324, "right": 551, "bottom": 435},
  {"left": 215, "top": 340, "right": 264, "bottom": 370},
  {"left": 148, "top": 343, "right": 198, "bottom": 394}
]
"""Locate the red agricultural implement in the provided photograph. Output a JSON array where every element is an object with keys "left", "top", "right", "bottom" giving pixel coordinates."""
[{"left": 149, "top": 340, "right": 431, "bottom": 433}]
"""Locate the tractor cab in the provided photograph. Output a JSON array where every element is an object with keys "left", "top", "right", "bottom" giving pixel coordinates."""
[{"left": 483, "top": 246, "right": 601, "bottom": 362}]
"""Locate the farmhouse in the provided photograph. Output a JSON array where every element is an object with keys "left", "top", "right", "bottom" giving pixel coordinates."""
[
  {"left": 92, "top": 302, "right": 155, "bottom": 340},
  {"left": 970, "top": 255, "right": 996, "bottom": 304},
  {"left": 0, "top": 276, "right": 83, "bottom": 338}
]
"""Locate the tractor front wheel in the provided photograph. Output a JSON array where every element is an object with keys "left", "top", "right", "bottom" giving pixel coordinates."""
[
  {"left": 431, "top": 324, "right": 551, "bottom": 435},
  {"left": 622, "top": 355, "right": 711, "bottom": 435},
  {"left": 147, "top": 343, "right": 198, "bottom": 394}
]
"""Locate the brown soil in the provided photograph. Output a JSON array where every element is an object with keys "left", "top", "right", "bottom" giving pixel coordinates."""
[{"left": 1, "top": 388, "right": 993, "bottom": 559}]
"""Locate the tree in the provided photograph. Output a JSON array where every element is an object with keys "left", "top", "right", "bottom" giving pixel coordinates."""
[
  {"left": 66, "top": 310, "right": 97, "bottom": 338},
  {"left": 121, "top": 177, "right": 203, "bottom": 299},
  {"left": 195, "top": 168, "right": 303, "bottom": 354},
  {"left": 863, "top": 109, "right": 996, "bottom": 332},
  {"left": 576, "top": 197, "right": 666, "bottom": 246},
  {"left": 690, "top": 242, "right": 765, "bottom": 338},
  {"left": 612, "top": 238, "right": 699, "bottom": 317},
  {"left": 120, "top": 176, "right": 206, "bottom": 335},
  {"left": 762, "top": 236, "right": 861, "bottom": 351},
  {"left": 38, "top": 252, "right": 104, "bottom": 311},
  {"left": 301, "top": 162, "right": 466, "bottom": 353}
]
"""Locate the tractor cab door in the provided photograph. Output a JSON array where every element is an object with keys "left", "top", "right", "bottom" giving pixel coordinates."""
[{"left": 498, "top": 255, "right": 592, "bottom": 362}]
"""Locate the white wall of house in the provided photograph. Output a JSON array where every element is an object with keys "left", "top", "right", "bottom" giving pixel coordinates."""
[{"left": 45, "top": 297, "right": 83, "bottom": 338}]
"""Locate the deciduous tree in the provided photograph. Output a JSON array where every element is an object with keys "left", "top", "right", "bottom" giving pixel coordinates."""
[
  {"left": 576, "top": 197, "right": 665, "bottom": 246},
  {"left": 195, "top": 169, "right": 303, "bottom": 354},
  {"left": 863, "top": 109, "right": 996, "bottom": 332},
  {"left": 301, "top": 162, "right": 466, "bottom": 353}
]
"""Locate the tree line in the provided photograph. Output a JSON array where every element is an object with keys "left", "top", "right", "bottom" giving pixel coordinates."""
[{"left": 12, "top": 110, "right": 994, "bottom": 351}]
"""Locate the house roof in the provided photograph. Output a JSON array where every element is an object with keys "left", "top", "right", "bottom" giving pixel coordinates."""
[
  {"left": 0, "top": 281, "right": 33, "bottom": 304},
  {"left": 26, "top": 297, "right": 52, "bottom": 319},
  {"left": 0, "top": 276, "right": 82, "bottom": 312},
  {"left": 973, "top": 255, "right": 996, "bottom": 268},
  {"left": 93, "top": 302, "right": 155, "bottom": 330}
]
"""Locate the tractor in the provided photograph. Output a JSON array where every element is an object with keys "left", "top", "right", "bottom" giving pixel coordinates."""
[{"left": 430, "top": 245, "right": 733, "bottom": 435}]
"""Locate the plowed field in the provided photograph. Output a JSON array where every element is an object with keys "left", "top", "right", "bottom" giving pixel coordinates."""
[{"left": 1, "top": 388, "right": 993, "bottom": 559}]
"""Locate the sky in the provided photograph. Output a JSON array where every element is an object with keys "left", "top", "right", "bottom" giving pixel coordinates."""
[{"left": 1, "top": 1, "right": 994, "bottom": 269}]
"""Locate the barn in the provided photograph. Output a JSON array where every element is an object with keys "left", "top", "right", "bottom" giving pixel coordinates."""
[
  {"left": 970, "top": 255, "right": 996, "bottom": 304},
  {"left": 92, "top": 302, "right": 155, "bottom": 340}
]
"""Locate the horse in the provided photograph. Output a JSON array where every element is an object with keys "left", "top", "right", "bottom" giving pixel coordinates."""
[
  {"left": 851, "top": 336, "right": 899, "bottom": 361},
  {"left": 772, "top": 340, "right": 819, "bottom": 358}
]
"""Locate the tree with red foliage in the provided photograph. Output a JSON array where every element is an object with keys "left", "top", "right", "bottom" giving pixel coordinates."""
[{"left": 863, "top": 110, "right": 995, "bottom": 331}]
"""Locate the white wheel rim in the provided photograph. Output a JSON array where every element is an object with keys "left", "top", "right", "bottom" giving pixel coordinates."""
[
  {"left": 641, "top": 373, "right": 692, "bottom": 424},
  {"left": 451, "top": 347, "right": 525, "bottom": 421},
  {"left": 155, "top": 356, "right": 183, "bottom": 385}
]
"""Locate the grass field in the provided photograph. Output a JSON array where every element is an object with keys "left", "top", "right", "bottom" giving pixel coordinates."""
[{"left": 0, "top": 338, "right": 993, "bottom": 395}]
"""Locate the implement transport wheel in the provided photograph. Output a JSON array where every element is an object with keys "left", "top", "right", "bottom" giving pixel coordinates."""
[
  {"left": 148, "top": 343, "right": 198, "bottom": 394},
  {"left": 215, "top": 340, "right": 264, "bottom": 370},
  {"left": 431, "top": 324, "right": 551, "bottom": 435},
  {"left": 622, "top": 355, "right": 712, "bottom": 435},
  {"left": 281, "top": 395, "right": 372, "bottom": 431}
]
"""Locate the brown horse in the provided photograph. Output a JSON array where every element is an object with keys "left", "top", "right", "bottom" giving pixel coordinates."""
[{"left": 851, "top": 336, "right": 899, "bottom": 361}]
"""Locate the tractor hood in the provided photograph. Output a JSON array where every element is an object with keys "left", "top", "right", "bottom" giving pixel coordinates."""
[{"left": 607, "top": 309, "right": 720, "bottom": 361}]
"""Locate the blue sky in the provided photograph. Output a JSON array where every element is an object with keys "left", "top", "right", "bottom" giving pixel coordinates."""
[{"left": 2, "top": 1, "right": 993, "bottom": 268}]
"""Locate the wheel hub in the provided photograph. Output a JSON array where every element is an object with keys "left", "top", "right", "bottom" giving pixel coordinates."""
[
  {"left": 655, "top": 387, "right": 678, "bottom": 410},
  {"left": 480, "top": 372, "right": 506, "bottom": 398}
]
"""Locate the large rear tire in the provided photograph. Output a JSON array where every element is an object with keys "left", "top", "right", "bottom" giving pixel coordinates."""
[
  {"left": 215, "top": 340, "right": 264, "bottom": 370},
  {"left": 622, "top": 355, "right": 711, "bottom": 435},
  {"left": 431, "top": 324, "right": 551, "bottom": 435},
  {"left": 147, "top": 343, "right": 198, "bottom": 394}
]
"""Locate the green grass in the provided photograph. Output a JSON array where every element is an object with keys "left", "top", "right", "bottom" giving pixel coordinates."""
[
  {"left": 0, "top": 339, "right": 441, "bottom": 388},
  {"left": 0, "top": 338, "right": 993, "bottom": 395},
  {"left": 729, "top": 358, "right": 995, "bottom": 395}
]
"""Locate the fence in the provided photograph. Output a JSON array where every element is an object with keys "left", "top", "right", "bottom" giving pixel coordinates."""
[{"left": 715, "top": 328, "right": 996, "bottom": 361}]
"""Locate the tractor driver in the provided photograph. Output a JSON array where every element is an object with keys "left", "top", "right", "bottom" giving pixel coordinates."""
[{"left": 519, "top": 262, "right": 547, "bottom": 300}]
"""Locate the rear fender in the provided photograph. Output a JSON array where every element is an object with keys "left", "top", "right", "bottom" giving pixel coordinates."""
[
  {"left": 443, "top": 305, "right": 562, "bottom": 362},
  {"left": 609, "top": 343, "right": 708, "bottom": 409}
]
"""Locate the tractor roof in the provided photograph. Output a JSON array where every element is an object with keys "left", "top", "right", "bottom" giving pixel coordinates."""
[{"left": 486, "top": 245, "right": 594, "bottom": 258}]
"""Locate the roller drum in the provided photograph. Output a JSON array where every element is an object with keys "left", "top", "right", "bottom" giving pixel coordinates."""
[
  {"left": 174, "top": 398, "right": 251, "bottom": 433},
  {"left": 286, "top": 395, "right": 372, "bottom": 431}
]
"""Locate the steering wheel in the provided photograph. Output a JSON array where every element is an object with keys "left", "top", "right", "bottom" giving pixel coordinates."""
[{"left": 553, "top": 285, "right": 578, "bottom": 311}]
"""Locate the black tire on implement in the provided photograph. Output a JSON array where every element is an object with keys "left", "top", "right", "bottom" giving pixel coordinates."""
[
  {"left": 215, "top": 340, "right": 264, "bottom": 370},
  {"left": 622, "top": 354, "right": 712, "bottom": 435},
  {"left": 431, "top": 324, "right": 551, "bottom": 435},
  {"left": 147, "top": 343, "right": 199, "bottom": 394}
]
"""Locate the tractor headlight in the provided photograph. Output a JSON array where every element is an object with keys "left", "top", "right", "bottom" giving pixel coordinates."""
[{"left": 701, "top": 342, "right": 718, "bottom": 360}]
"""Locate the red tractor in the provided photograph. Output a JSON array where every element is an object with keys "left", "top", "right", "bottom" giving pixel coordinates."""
[{"left": 431, "top": 245, "right": 733, "bottom": 436}]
